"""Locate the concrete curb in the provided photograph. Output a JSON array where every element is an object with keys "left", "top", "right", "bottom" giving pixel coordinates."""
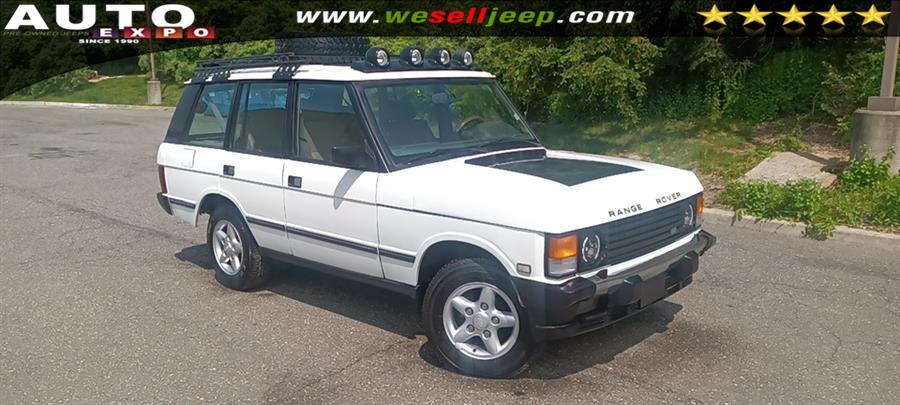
[
  {"left": 0, "top": 100, "right": 174, "bottom": 112},
  {"left": 704, "top": 207, "right": 900, "bottom": 243}
]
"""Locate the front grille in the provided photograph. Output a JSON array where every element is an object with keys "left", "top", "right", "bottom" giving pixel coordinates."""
[{"left": 579, "top": 194, "right": 699, "bottom": 272}]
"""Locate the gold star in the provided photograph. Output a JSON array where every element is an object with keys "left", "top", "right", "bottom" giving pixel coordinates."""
[
  {"left": 737, "top": 4, "right": 772, "bottom": 26},
  {"left": 698, "top": 4, "right": 732, "bottom": 26},
  {"left": 817, "top": 4, "right": 851, "bottom": 26},
  {"left": 777, "top": 4, "right": 812, "bottom": 26},
  {"left": 856, "top": 4, "right": 891, "bottom": 26}
]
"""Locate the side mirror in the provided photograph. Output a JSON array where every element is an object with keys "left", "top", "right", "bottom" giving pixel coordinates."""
[{"left": 332, "top": 145, "right": 375, "bottom": 170}]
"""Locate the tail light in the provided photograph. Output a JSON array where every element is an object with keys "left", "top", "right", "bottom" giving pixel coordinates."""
[{"left": 158, "top": 165, "right": 168, "bottom": 194}]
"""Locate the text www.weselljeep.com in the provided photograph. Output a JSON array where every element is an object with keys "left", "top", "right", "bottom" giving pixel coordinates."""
[{"left": 296, "top": 8, "right": 636, "bottom": 27}]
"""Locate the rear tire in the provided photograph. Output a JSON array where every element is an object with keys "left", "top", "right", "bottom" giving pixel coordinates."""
[
  {"left": 422, "top": 258, "right": 533, "bottom": 378},
  {"left": 207, "top": 206, "right": 269, "bottom": 291}
]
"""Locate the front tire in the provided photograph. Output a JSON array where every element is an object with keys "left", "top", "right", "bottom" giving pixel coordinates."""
[
  {"left": 207, "top": 206, "right": 269, "bottom": 291},
  {"left": 422, "top": 258, "right": 533, "bottom": 378}
]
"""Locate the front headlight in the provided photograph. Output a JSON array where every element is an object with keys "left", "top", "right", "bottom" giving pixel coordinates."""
[
  {"left": 581, "top": 233, "right": 606, "bottom": 266},
  {"left": 683, "top": 204, "right": 695, "bottom": 227}
]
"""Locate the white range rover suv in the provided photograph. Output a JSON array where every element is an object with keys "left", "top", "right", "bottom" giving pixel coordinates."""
[{"left": 156, "top": 39, "right": 715, "bottom": 378}]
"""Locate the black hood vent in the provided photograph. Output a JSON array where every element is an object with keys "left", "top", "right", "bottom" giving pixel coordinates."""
[{"left": 466, "top": 150, "right": 641, "bottom": 186}]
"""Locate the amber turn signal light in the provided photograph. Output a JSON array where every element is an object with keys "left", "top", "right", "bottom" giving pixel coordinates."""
[{"left": 547, "top": 234, "right": 578, "bottom": 260}]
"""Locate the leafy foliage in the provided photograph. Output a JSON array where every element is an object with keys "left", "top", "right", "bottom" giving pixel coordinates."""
[
  {"left": 20, "top": 68, "right": 90, "bottom": 97},
  {"left": 840, "top": 149, "right": 895, "bottom": 191},
  {"left": 138, "top": 41, "right": 275, "bottom": 84},
  {"left": 722, "top": 153, "right": 900, "bottom": 239},
  {"left": 723, "top": 49, "right": 828, "bottom": 122},
  {"left": 375, "top": 37, "right": 660, "bottom": 125},
  {"left": 821, "top": 38, "right": 898, "bottom": 138}
]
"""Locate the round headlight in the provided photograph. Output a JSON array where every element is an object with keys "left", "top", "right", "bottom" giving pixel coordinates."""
[
  {"left": 366, "top": 47, "right": 390, "bottom": 68},
  {"left": 401, "top": 47, "right": 424, "bottom": 66},
  {"left": 581, "top": 234, "right": 604, "bottom": 264},
  {"left": 683, "top": 204, "right": 695, "bottom": 226},
  {"left": 453, "top": 49, "right": 474, "bottom": 67},
  {"left": 430, "top": 47, "right": 451, "bottom": 66}
]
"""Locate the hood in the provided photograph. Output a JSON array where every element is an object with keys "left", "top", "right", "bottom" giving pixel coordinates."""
[{"left": 378, "top": 148, "right": 704, "bottom": 234}]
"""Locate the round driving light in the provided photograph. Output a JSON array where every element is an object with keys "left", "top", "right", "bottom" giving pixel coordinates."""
[
  {"left": 401, "top": 47, "right": 424, "bottom": 66},
  {"left": 366, "top": 47, "right": 390, "bottom": 68},
  {"left": 683, "top": 204, "right": 695, "bottom": 226},
  {"left": 430, "top": 47, "right": 451, "bottom": 66},
  {"left": 581, "top": 234, "right": 603, "bottom": 264},
  {"left": 453, "top": 49, "right": 474, "bottom": 67}
]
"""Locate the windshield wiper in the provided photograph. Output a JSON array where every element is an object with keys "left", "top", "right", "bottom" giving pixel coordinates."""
[
  {"left": 402, "top": 139, "right": 542, "bottom": 166},
  {"left": 403, "top": 148, "right": 469, "bottom": 165},
  {"left": 471, "top": 137, "right": 542, "bottom": 152}
]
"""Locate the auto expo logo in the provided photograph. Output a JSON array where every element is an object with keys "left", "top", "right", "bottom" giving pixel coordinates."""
[{"left": 3, "top": 3, "right": 214, "bottom": 42}]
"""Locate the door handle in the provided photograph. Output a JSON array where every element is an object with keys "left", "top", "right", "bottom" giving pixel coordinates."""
[
  {"left": 287, "top": 175, "right": 302, "bottom": 188},
  {"left": 223, "top": 165, "right": 235, "bottom": 176}
]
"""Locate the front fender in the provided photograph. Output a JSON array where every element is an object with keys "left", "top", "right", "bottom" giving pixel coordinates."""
[{"left": 413, "top": 232, "right": 518, "bottom": 282}]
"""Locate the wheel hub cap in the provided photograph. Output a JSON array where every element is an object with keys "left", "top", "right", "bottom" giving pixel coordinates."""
[
  {"left": 212, "top": 219, "right": 243, "bottom": 276},
  {"left": 442, "top": 281, "right": 519, "bottom": 360}
]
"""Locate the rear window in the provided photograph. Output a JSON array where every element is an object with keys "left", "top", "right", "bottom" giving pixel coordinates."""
[{"left": 184, "top": 83, "right": 237, "bottom": 148}]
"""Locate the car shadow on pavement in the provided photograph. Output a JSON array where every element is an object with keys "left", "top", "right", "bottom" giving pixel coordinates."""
[
  {"left": 175, "top": 244, "right": 423, "bottom": 339},
  {"left": 176, "top": 244, "right": 681, "bottom": 379},
  {"left": 521, "top": 301, "right": 682, "bottom": 379},
  {"left": 417, "top": 301, "right": 682, "bottom": 379}
]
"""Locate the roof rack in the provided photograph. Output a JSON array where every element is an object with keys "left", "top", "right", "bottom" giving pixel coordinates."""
[{"left": 191, "top": 52, "right": 362, "bottom": 83}]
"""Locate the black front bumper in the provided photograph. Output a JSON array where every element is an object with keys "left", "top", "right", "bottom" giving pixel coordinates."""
[{"left": 513, "top": 230, "right": 716, "bottom": 341}]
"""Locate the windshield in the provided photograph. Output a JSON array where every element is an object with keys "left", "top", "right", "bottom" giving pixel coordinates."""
[{"left": 360, "top": 80, "right": 540, "bottom": 166}]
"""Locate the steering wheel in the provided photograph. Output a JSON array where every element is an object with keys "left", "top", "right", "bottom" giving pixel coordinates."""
[{"left": 456, "top": 115, "right": 485, "bottom": 135}]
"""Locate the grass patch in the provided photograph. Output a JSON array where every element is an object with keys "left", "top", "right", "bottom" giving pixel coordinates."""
[
  {"left": 720, "top": 154, "right": 899, "bottom": 238},
  {"left": 7, "top": 76, "right": 183, "bottom": 106},
  {"left": 536, "top": 119, "right": 763, "bottom": 181}
]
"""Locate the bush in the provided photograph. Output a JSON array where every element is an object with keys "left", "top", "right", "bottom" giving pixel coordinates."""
[
  {"left": 722, "top": 153, "right": 900, "bottom": 239},
  {"left": 374, "top": 37, "right": 661, "bottom": 125},
  {"left": 643, "top": 37, "right": 751, "bottom": 120},
  {"left": 840, "top": 150, "right": 894, "bottom": 191},
  {"left": 20, "top": 67, "right": 89, "bottom": 97},
  {"left": 724, "top": 49, "right": 826, "bottom": 121},
  {"left": 871, "top": 176, "right": 900, "bottom": 226},
  {"left": 820, "top": 38, "right": 894, "bottom": 137},
  {"left": 139, "top": 40, "right": 275, "bottom": 84}
]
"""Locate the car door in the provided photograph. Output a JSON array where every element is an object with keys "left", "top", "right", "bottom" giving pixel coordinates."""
[
  {"left": 219, "top": 82, "right": 291, "bottom": 254},
  {"left": 160, "top": 83, "right": 235, "bottom": 225},
  {"left": 282, "top": 82, "right": 383, "bottom": 277}
]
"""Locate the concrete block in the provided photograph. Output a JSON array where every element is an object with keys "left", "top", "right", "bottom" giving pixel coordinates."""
[
  {"left": 742, "top": 151, "right": 838, "bottom": 186},
  {"left": 147, "top": 80, "right": 162, "bottom": 105},
  {"left": 851, "top": 109, "right": 900, "bottom": 173},
  {"left": 867, "top": 96, "right": 900, "bottom": 111}
]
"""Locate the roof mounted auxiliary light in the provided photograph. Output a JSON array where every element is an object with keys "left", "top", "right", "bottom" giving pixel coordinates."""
[
  {"left": 453, "top": 49, "right": 474, "bottom": 68},
  {"left": 400, "top": 47, "right": 425, "bottom": 67},
  {"left": 429, "top": 47, "right": 452, "bottom": 67},
  {"left": 365, "top": 47, "right": 391, "bottom": 68}
]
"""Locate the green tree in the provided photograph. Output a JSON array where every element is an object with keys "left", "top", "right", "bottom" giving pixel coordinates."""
[{"left": 138, "top": 40, "right": 274, "bottom": 84}]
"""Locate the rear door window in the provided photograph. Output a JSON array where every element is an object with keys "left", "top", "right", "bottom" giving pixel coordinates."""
[
  {"left": 231, "top": 83, "right": 289, "bottom": 156},
  {"left": 185, "top": 83, "right": 237, "bottom": 148}
]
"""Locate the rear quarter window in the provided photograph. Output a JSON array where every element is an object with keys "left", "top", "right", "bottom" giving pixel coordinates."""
[
  {"left": 164, "top": 85, "right": 200, "bottom": 143},
  {"left": 184, "top": 83, "right": 238, "bottom": 148}
]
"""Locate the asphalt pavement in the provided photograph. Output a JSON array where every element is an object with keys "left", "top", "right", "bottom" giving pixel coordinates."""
[{"left": 1, "top": 104, "right": 898, "bottom": 404}]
